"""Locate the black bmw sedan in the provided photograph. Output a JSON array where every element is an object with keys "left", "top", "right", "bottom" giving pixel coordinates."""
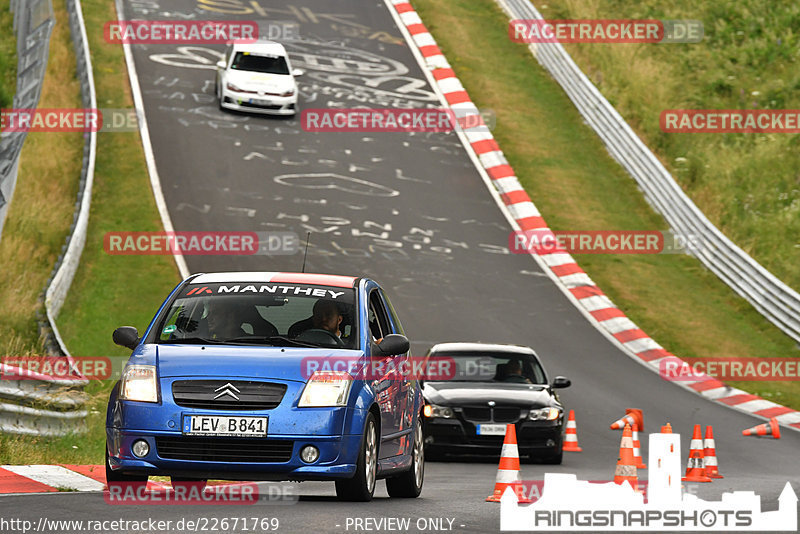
[{"left": 421, "top": 343, "right": 570, "bottom": 464}]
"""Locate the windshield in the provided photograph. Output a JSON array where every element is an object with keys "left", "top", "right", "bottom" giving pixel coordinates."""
[
  {"left": 429, "top": 351, "right": 547, "bottom": 384},
  {"left": 231, "top": 52, "right": 290, "bottom": 75},
  {"left": 154, "top": 283, "right": 357, "bottom": 349}
]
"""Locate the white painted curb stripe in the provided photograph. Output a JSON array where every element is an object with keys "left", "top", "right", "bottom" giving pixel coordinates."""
[{"left": 2, "top": 465, "right": 104, "bottom": 492}]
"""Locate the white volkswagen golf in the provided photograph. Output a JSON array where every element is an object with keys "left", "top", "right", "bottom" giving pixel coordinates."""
[{"left": 215, "top": 41, "right": 303, "bottom": 116}]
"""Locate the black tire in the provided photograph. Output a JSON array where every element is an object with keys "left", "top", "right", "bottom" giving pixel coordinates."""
[
  {"left": 335, "top": 412, "right": 378, "bottom": 502},
  {"left": 105, "top": 448, "right": 148, "bottom": 486},
  {"left": 170, "top": 476, "right": 208, "bottom": 491},
  {"left": 386, "top": 417, "right": 424, "bottom": 498}
]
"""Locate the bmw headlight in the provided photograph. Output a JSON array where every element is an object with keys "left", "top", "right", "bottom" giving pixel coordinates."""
[
  {"left": 423, "top": 404, "right": 454, "bottom": 419},
  {"left": 119, "top": 365, "right": 158, "bottom": 403},
  {"left": 298, "top": 371, "right": 352, "bottom": 407},
  {"left": 528, "top": 407, "right": 560, "bottom": 421}
]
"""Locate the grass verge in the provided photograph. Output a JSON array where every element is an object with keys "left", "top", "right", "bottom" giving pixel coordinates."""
[
  {"left": 0, "top": 0, "right": 15, "bottom": 108},
  {"left": 544, "top": 0, "right": 800, "bottom": 292},
  {"left": 411, "top": 0, "right": 800, "bottom": 409},
  {"left": 0, "top": 0, "right": 179, "bottom": 465},
  {"left": 0, "top": 0, "right": 81, "bottom": 355}
]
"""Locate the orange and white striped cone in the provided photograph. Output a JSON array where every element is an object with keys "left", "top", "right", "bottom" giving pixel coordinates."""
[
  {"left": 682, "top": 424, "right": 712, "bottom": 482},
  {"left": 631, "top": 423, "right": 646, "bottom": 469},
  {"left": 486, "top": 424, "right": 532, "bottom": 503},
  {"left": 703, "top": 425, "right": 723, "bottom": 479},
  {"left": 563, "top": 410, "right": 582, "bottom": 452},
  {"left": 613, "top": 423, "right": 638, "bottom": 489},
  {"left": 610, "top": 408, "right": 644, "bottom": 432},
  {"left": 742, "top": 417, "right": 781, "bottom": 439}
]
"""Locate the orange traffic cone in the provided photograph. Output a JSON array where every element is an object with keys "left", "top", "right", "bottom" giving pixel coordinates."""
[
  {"left": 563, "top": 410, "right": 582, "bottom": 452},
  {"left": 742, "top": 417, "right": 781, "bottom": 439},
  {"left": 703, "top": 426, "right": 723, "bottom": 479},
  {"left": 613, "top": 423, "right": 638, "bottom": 489},
  {"left": 661, "top": 423, "right": 673, "bottom": 433},
  {"left": 631, "top": 423, "right": 646, "bottom": 469},
  {"left": 610, "top": 408, "right": 644, "bottom": 432},
  {"left": 682, "top": 424, "right": 712, "bottom": 482},
  {"left": 486, "top": 424, "right": 532, "bottom": 503}
]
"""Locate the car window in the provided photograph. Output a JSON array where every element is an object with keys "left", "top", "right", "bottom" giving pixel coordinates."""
[
  {"left": 230, "top": 52, "right": 290, "bottom": 75},
  {"left": 368, "top": 290, "right": 392, "bottom": 340},
  {"left": 379, "top": 289, "right": 405, "bottom": 336},
  {"left": 430, "top": 351, "right": 547, "bottom": 384},
  {"left": 153, "top": 283, "right": 357, "bottom": 349}
]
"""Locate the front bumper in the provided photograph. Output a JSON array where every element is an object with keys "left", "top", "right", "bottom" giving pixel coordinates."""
[
  {"left": 107, "top": 377, "right": 365, "bottom": 481},
  {"left": 422, "top": 418, "right": 562, "bottom": 457},
  {"left": 219, "top": 89, "right": 297, "bottom": 115}
]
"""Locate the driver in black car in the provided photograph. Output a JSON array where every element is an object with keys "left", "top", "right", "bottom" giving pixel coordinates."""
[
  {"left": 311, "top": 299, "right": 343, "bottom": 338},
  {"left": 503, "top": 359, "right": 532, "bottom": 384}
]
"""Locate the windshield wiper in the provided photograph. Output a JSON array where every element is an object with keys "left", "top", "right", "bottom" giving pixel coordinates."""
[{"left": 224, "top": 335, "right": 323, "bottom": 348}]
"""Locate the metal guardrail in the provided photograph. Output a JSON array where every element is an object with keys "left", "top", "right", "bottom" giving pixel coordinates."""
[
  {"left": 0, "top": 0, "right": 96, "bottom": 436},
  {"left": 44, "top": 0, "right": 98, "bottom": 357},
  {"left": 498, "top": 0, "right": 800, "bottom": 344},
  {"left": 0, "top": 0, "right": 54, "bottom": 241}
]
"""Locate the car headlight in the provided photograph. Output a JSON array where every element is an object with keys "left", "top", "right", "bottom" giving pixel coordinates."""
[
  {"left": 528, "top": 407, "right": 560, "bottom": 421},
  {"left": 119, "top": 365, "right": 158, "bottom": 403},
  {"left": 226, "top": 82, "right": 256, "bottom": 93},
  {"left": 298, "top": 371, "right": 352, "bottom": 407},
  {"left": 280, "top": 88, "right": 295, "bottom": 97},
  {"left": 423, "top": 404, "right": 454, "bottom": 419}
]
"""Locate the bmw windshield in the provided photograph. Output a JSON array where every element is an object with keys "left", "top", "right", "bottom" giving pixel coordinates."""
[{"left": 153, "top": 283, "right": 358, "bottom": 349}]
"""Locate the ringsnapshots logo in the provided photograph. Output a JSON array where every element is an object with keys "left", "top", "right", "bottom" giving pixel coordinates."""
[
  {"left": 509, "top": 19, "right": 703, "bottom": 44},
  {"left": 103, "top": 20, "right": 259, "bottom": 44},
  {"left": 103, "top": 231, "right": 299, "bottom": 256},
  {"left": 301, "top": 108, "right": 495, "bottom": 133}
]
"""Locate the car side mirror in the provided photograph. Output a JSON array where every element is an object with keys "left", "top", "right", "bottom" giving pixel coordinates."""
[
  {"left": 291, "top": 68, "right": 305, "bottom": 77},
  {"left": 377, "top": 334, "right": 410, "bottom": 356},
  {"left": 113, "top": 326, "right": 140, "bottom": 351},
  {"left": 551, "top": 376, "right": 571, "bottom": 389},
  {"left": 216, "top": 60, "right": 226, "bottom": 69}
]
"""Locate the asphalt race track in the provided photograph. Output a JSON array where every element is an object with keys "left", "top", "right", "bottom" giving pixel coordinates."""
[{"left": 3, "top": 0, "right": 798, "bottom": 532}]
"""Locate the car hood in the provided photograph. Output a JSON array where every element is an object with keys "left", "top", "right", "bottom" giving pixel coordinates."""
[
  {"left": 151, "top": 344, "right": 364, "bottom": 383},
  {"left": 226, "top": 69, "right": 294, "bottom": 93},
  {"left": 422, "top": 381, "right": 556, "bottom": 407}
]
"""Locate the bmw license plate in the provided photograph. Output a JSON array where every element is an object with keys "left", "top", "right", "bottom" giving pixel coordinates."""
[
  {"left": 476, "top": 424, "right": 507, "bottom": 436},
  {"left": 183, "top": 415, "right": 267, "bottom": 437}
]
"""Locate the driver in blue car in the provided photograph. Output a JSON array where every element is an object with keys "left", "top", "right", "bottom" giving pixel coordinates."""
[{"left": 312, "top": 299, "right": 343, "bottom": 338}]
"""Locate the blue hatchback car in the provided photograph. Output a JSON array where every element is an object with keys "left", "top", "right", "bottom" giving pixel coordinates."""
[{"left": 106, "top": 272, "right": 424, "bottom": 501}]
